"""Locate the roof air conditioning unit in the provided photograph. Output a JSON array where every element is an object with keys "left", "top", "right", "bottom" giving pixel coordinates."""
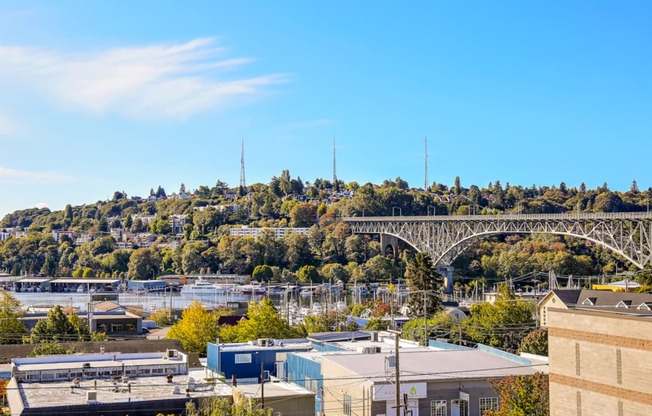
[
  {"left": 258, "top": 338, "right": 268, "bottom": 347},
  {"left": 86, "top": 390, "right": 98, "bottom": 403}
]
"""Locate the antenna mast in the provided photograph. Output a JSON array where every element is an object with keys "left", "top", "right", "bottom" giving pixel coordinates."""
[
  {"left": 424, "top": 136, "right": 428, "bottom": 191},
  {"left": 333, "top": 137, "right": 338, "bottom": 192},
  {"left": 240, "top": 138, "right": 246, "bottom": 189}
]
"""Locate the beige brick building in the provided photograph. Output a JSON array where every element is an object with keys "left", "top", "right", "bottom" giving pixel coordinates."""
[{"left": 548, "top": 308, "right": 652, "bottom": 416}]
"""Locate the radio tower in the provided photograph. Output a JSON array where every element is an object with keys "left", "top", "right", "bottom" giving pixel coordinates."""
[
  {"left": 239, "top": 138, "right": 246, "bottom": 190},
  {"left": 332, "top": 137, "right": 339, "bottom": 192},
  {"left": 424, "top": 136, "right": 429, "bottom": 191}
]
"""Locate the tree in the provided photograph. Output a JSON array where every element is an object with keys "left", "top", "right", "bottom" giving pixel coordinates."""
[
  {"left": 252, "top": 264, "right": 274, "bottom": 282},
  {"left": 219, "top": 298, "right": 298, "bottom": 343},
  {"left": 28, "top": 340, "right": 76, "bottom": 357},
  {"left": 30, "top": 305, "right": 84, "bottom": 343},
  {"left": 128, "top": 248, "right": 160, "bottom": 279},
  {"left": 462, "top": 284, "right": 535, "bottom": 352},
  {"left": 297, "top": 265, "right": 320, "bottom": 283},
  {"left": 289, "top": 203, "right": 318, "bottom": 227},
  {"left": 184, "top": 396, "right": 273, "bottom": 416},
  {"left": 517, "top": 327, "right": 548, "bottom": 356},
  {"left": 402, "top": 312, "right": 456, "bottom": 346},
  {"left": 404, "top": 252, "right": 443, "bottom": 318},
  {"left": 166, "top": 301, "right": 223, "bottom": 355},
  {"left": 0, "top": 292, "right": 27, "bottom": 344},
  {"left": 485, "top": 373, "right": 549, "bottom": 416}
]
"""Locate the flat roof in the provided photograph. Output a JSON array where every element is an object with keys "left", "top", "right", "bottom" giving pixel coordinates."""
[
  {"left": 216, "top": 340, "right": 312, "bottom": 352},
  {"left": 17, "top": 277, "right": 53, "bottom": 283},
  {"left": 235, "top": 380, "right": 314, "bottom": 399},
  {"left": 307, "top": 331, "right": 370, "bottom": 343},
  {"left": 16, "top": 371, "right": 230, "bottom": 409},
  {"left": 51, "top": 278, "right": 121, "bottom": 284},
  {"left": 322, "top": 349, "right": 546, "bottom": 383},
  {"left": 15, "top": 355, "right": 186, "bottom": 373}
]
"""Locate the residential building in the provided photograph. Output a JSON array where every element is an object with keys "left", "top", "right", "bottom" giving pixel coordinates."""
[
  {"left": 229, "top": 227, "right": 309, "bottom": 239},
  {"left": 538, "top": 289, "right": 652, "bottom": 326},
  {"left": 548, "top": 308, "right": 652, "bottom": 415},
  {"left": 169, "top": 214, "right": 188, "bottom": 234}
]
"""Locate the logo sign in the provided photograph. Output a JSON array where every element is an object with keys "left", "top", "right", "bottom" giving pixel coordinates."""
[
  {"left": 373, "top": 383, "right": 427, "bottom": 401},
  {"left": 459, "top": 391, "right": 470, "bottom": 401}
]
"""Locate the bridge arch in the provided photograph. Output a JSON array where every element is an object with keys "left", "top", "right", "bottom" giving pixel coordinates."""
[
  {"left": 437, "top": 230, "right": 641, "bottom": 268},
  {"left": 343, "top": 213, "right": 652, "bottom": 269}
]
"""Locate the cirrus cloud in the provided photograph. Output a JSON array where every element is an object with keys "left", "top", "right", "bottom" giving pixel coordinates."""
[
  {"left": 0, "top": 38, "right": 289, "bottom": 119},
  {"left": 0, "top": 166, "right": 71, "bottom": 184}
]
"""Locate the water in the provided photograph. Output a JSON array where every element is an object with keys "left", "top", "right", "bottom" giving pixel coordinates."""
[{"left": 11, "top": 291, "right": 261, "bottom": 312}]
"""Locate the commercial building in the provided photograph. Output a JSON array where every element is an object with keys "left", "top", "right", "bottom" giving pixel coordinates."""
[
  {"left": 548, "top": 308, "right": 652, "bottom": 415},
  {"left": 206, "top": 338, "right": 312, "bottom": 383},
  {"left": 6, "top": 348, "right": 229, "bottom": 416},
  {"left": 320, "top": 346, "right": 545, "bottom": 416},
  {"left": 233, "top": 380, "right": 315, "bottom": 416}
]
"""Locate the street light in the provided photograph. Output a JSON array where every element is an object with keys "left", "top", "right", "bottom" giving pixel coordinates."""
[{"left": 392, "top": 207, "right": 402, "bottom": 217}]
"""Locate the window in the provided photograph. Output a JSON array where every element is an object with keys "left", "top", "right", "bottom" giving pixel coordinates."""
[
  {"left": 431, "top": 400, "right": 447, "bottom": 416},
  {"left": 343, "top": 392, "right": 352, "bottom": 416},
  {"left": 111, "top": 323, "right": 123, "bottom": 332},
  {"left": 452, "top": 400, "right": 469, "bottom": 416},
  {"left": 235, "top": 353, "right": 252, "bottom": 364},
  {"left": 479, "top": 397, "right": 499, "bottom": 413}
]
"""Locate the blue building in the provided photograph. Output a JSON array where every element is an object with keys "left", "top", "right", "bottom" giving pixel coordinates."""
[
  {"left": 206, "top": 338, "right": 312, "bottom": 383},
  {"left": 286, "top": 352, "right": 324, "bottom": 416}
]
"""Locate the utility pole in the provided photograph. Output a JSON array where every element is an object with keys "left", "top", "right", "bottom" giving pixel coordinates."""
[
  {"left": 423, "top": 290, "right": 427, "bottom": 346},
  {"left": 260, "top": 361, "right": 265, "bottom": 409},
  {"left": 388, "top": 329, "right": 402, "bottom": 416}
]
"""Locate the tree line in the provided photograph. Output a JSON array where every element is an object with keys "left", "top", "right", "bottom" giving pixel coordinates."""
[{"left": 1, "top": 173, "right": 650, "bottom": 283}]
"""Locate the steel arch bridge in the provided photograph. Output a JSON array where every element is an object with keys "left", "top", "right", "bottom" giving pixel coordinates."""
[{"left": 341, "top": 212, "right": 652, "bottom": 268}]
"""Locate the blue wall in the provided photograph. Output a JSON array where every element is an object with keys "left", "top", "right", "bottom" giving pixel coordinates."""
[
  {"left": 286, "top": 353, "right": 322, "bottom": 416},
  {"left": 207, "top": 342, "right": 311, "bottom": 381}
]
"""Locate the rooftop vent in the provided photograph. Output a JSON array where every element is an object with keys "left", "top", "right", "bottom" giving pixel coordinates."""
[
  {"left": 358, "top": 346, "right": 381, "bottom": 354},
  {"left": 86, "top": 390, "right": 97, "bottom": 404}
]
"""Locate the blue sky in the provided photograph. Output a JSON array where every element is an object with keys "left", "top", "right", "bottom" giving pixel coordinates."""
[{"left": 1, "top": 1, "right": 651, "bottom": 218}]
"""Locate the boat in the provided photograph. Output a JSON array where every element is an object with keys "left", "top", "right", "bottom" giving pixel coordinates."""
[
  {"left": 237, "top": 284, "right": 266, "bottom": 296},
  {"left": 180, "top": 278, "right": 234, "bottom": 297}
]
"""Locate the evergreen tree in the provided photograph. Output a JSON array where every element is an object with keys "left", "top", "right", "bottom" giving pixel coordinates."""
[{"left": 404, "top": 252, "right": 443, "bottom": 318}]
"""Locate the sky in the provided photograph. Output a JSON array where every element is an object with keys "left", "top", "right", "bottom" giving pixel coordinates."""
[{"left": 0, "top": 1, "right": 651, "bottom": 218}]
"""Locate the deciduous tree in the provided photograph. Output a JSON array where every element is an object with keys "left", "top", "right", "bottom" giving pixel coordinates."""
[
  {"left": 166, "top": 301, "right": 224, "bottom": 355},
  {"left": 485, "top": 373, "right": 549, "bottom": 416}
]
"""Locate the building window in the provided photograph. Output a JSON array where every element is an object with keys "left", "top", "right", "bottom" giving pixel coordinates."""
[
  {"left": 431, "top": 400, "right": 447, "bottom": 416},
  {"left": 343, "top": 392, "right": 352, "bottom": 416},
  {"left": 479, "top": 397, "right": 499, "bottom": 413},
  {"left": 452, "top": 400, "right": 469, "bottom": 416},
  {"left": 111, "top": 323, "right": 123, "bottom": 332}
]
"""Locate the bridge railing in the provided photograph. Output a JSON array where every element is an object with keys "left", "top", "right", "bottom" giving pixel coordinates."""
[{"left": 342, "top": 212, "right": 652, "bottom": 222}]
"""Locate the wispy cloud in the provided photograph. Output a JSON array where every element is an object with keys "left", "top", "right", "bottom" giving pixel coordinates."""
[
  {"left": 0, "top": 38, "right": 288, "bottom": 119},
  {"left": 0, "top": 114, "right": 17, "bottom": 136},
  {"left": 0, "top": 166, "right": 71, "bottom": 184}
]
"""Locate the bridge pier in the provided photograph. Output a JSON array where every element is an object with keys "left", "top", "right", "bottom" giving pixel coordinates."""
[
  {"left": 380, "top": 234, "right": 398, "bottom": 260},
  {"left": 436, "top": 265, "right": 454, "bottom": 294}
]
